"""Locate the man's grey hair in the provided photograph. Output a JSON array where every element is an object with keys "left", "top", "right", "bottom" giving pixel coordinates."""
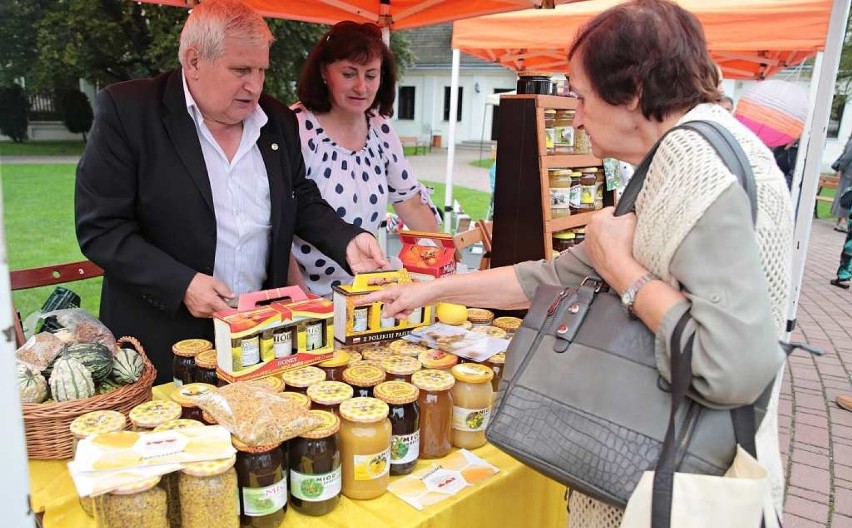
[{"left": 178, "top": 0, "right": 274, "bottom": 65}]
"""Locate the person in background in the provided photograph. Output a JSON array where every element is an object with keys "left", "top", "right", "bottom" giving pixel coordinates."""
[
  {"left": 719, "top": 95, "right": 734, "bottom": 113},
  {"left": 288, "top": 21, "right": 440, "bottom": 296},
  {"left": 362, "top": 0, "right": 792, "bottom": 524},
  {"left": 772, "top": 139, "right": 799, "bottom": 191},
  {"left": 75, "top": 0, "right": 387, "bottom": 383},
  {"left": 831, "top": 135, "right": 852, "bottom": 232}
]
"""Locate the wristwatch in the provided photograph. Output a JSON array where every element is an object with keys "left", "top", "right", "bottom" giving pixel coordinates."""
[{"left": 620, "top": 273, "right": 656, "bottom": 316}]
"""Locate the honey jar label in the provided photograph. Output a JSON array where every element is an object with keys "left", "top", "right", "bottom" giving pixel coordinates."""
[
  {"left": 273, "top": 328, "right": 292, "bottom": 358},
  {"left": 305, "top": 322, "right": 324, "bottom": 350},
  {"left": 353, "top": 449, "right": 390, "bottom": 480},
  {"left": 290, "top": 468, "right": 342, "bottom": 502},
  {"left": 241, "top": 477, "right": 288, "bottom": 516},
  {"left": 452, "top": 406, "right": 491, "bottom": 432},
  {"left": 390, "top": 432, "right": 420, "bottom": 465}
]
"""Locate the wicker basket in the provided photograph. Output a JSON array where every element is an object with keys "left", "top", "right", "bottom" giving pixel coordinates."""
[{"left": 22, "top": 336, "right": 157, "bottom": 459}]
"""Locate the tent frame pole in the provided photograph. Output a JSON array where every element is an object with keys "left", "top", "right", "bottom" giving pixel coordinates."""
[{"left": 444, "top": 49, "right": 461, "bottom": 233}]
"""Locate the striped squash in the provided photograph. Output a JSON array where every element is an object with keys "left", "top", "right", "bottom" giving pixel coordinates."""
[
  {"left": 111, "top": 348, "right": 144, "bottom": 384},
  {"left": 61, "top": 343, "right": 114, "bottom": 382},
  {"left": 49, "top": 357, "right": 95, "bottom": 402}
]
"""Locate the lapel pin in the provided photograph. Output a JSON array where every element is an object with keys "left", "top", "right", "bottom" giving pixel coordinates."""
[{"left": 271, "top": 143, "right": 279, "bottom": 151}]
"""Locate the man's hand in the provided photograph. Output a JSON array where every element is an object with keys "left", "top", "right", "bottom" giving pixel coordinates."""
[
  {"left": 346, "top": 232, "right": 389, "bottom": 273},
  {"left": 183, "top": 273, "right": 233, "bottom": 318}
]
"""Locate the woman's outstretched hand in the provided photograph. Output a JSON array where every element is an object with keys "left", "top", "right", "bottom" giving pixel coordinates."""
[{"left": 358, "top": 280, "right": 437, "bottom": 319}]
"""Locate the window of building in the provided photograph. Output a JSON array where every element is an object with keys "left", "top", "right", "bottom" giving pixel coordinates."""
[
  {"left": 398, "top": 86, "right": 415, "bottom": 120},
  {"left": 443, "top": 86, "right": 463, "bottom": 122},
  {"left": 829, "top": 93, "right": 847, "bottom": 139}
]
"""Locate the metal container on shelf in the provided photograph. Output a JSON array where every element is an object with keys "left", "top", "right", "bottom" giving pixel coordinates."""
[{"left": 516, "top": 72, "right": 552, "bottom": 95}]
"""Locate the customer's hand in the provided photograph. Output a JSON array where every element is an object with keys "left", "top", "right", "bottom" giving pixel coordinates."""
[
  {"left": 359, "top": 281, "right": 435, "bottom": 319},
  {"left": 184, "top": 273, "right": 233, "bottom": 318},
  {"left": 346, "top": 233, "right": 390, "bottom": 273},
  {"left": 584, "top": 207, "right": 647, "bottom": 293}
]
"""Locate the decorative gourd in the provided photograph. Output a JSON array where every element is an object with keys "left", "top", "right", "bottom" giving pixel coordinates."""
[
  {"left": 17, "top": 363, "right": 48, "bottom": 404},
  {"left": 111, "top": 348, "right": 144, "bottom": 384},
  {"left": 49, "top": 357, "right": 95, "bottom": 402},
  {"left": 61, "top": 343, "right": 114, "bottom": 382},
  {"left": 97, "top": 378, "right": 122, "bottom": 394}
]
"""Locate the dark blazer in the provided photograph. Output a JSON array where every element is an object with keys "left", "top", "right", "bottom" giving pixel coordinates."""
[{"left": 76, "top": 70, "right": 365, "bottom": 383}]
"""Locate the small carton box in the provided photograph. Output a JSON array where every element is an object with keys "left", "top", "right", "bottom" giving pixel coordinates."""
[
  {"left": 214, "top": 286, "right": 334, "bottom": 383},
  {"left": 332, "top": 269, "right": 433, "bottom": 346},
  {"left": 398, "top": 231, "right": 456, "bottom": 281}
]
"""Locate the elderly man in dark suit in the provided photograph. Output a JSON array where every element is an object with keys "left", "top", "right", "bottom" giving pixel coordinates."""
[{"left": 75, "top": 0, "right": 387, "bottom": 383}]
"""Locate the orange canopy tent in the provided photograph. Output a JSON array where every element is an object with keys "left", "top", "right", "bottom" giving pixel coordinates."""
[{"left": 451, "top": 0, "right": 832, "bottom": 79}]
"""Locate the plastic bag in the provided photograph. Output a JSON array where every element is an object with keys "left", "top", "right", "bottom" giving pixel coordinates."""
[
  {"left": 15, "top": 332, "right": 66, "bottom": 372},
  {"left": 40, "top": 308, "right": 117, "bottom": 352},
  {"left": 196, "top": 382, "right": 320, "bottom": 446}
]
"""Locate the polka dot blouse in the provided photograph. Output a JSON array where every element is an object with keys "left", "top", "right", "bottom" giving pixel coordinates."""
[{"left": 290, "top": 102, "right": 439, "bottom": 296}]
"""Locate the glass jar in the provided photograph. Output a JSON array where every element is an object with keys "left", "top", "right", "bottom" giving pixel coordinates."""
[
  {"left": 544, "top": 109, "right": 556, "bottom": 154},
  {"left": 574, "top": 227, "right": 586, "bottom": 245},
  {"left": 172, "top": 339, "right": 212, "bottom": 387},
  {"left": 281, "top": 366, "right": 326, "bottom": 395},
  {"left": 193, "top": 349, "right": 219, "bottom": 386},
  {"left": 374, "top": 381, "right": 420, "bottom": 476},
  {"left": 95, "top": 476, "right": 167, "bottom": 528},
  {"left": 516, "top": 72, "right": 552, "bottom": 95},
  {"left": 272, "top": 326, "right": 295, "bottom": 358},
  {"left": 170, "top": 383, "right": 217, "bottom": 422},
  {"left": 346, "top": 351, "right": 363, "bottom": 365},
  {"left": 342, "top": 364, "right": 385, "bottom": 398},
  {"left": 548, "top": 168, "right": 573, "bottom": 219},
  {"left": 153, "top": 419, "right": 205, "bottom": 432},
  {"left": 70, "top": 410, "right": 127, "bottom": 516},
  {"left": 339, "top": 397, "right": 391, "bottom": 500},
  {"left": 486, "top": 352, "right": 506, "bottom": 406},
  {"left": 410, "top": 369, "right": 455, "bottom": 459},
  {"left": 289, "top": 410, "right": 342, "bottom": 516},
  {"left": 179, "top": 455, "right": 239, "bottom": 528},
  {"left": 450, "top": 363, "right": 494, "bottom": 449},
  {"left": 233, "top": 438, "right": 288, "bottom": 527},
  {"left": 493, "top": 317, "right": 522, "bottom": 339},
  {"left": 388, "top": 340, "right": 429, "bottom": 358},
  {"left": 245, "top": 376, "right": 284, "bottom": 393},
  {"left": 418, "top": 350, "right": 459, "bottom": 371},
  {"left": 552, "top": 230, "right": 576, "bottom": 254},
  {"left": 232, "top": 333, "right": 261, "bottom": 369},
  {"left": 568, "top": 170, "right": 583, "bottom": 214},
  {"left": 575, "top": 126, "right": 592, "bottom": 155},
  {"left": 307, "top": 381, "right": 353, "bottom": 417},
  {"left": 553, "top": 110, "right": 576, "bottom": 154},
  {"left": 360, "top": 345, "right": 392, "bottom": 363},
  {"left": 380, "top": 355, "right": 421, "bottom": 384},
  {"left": 129, "top": 400, "right": 182, "bottom": 431},
  {"left": 317, "top": 350, "right": 351, "bottom": 382},
  {"left": 278, "top": 391, "right": 312, "bottom": 411},
  {"left": 466, "top": 308, "right": 495, "bottom": 327},
  {"left": 579, "top": 168, "right": 598, "bottom": 211}
]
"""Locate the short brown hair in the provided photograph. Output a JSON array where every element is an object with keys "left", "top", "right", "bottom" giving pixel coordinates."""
[
  {"left": 298, "top": 21, "right": 397, "bottom": 117},
  {"left": 568, "top": 0, "right": 720, "bottom": 122}
]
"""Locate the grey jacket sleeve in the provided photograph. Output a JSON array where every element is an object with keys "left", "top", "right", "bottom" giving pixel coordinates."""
[
  {"left": 512, "top": 242, "right": 594, "bottom": 299},
  {"left": 833, "top": 137, "right": 852, "bottom": 174}
]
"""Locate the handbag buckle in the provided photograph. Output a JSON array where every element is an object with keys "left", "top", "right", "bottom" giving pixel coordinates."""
[{"left": 580, "top": 276, "right": 605, "bottom": 293}]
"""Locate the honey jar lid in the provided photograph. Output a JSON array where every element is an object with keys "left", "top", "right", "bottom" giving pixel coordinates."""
[
  {"left": 487, "top": 352, "right": 507, "bottom": 365},
  {"left": 411, "top": 369, "right": 456, "bottom": 392},
  {"left": 111, "top": 476, "right": 161, "bottom": 495},
  {"left": 194, "top": 349, "right": 218, "bottom": 369},
  {"left": 346, "top": 351, "right": 363, "bottom": 364},
  {"left": 361, "top": 346, "right": 392, "bottom": 361},
  {"left": 517, "top": 71, "right": 552, "bottom": 78},
  {"left": 307, "top": 381, "right": 354, "bottom": 405},
  {"left": 129, "top": 400, "right": 182, "bottom": 428},
  {"left": 466, "top": 308, "right": 495, "bottom": 324},
  {"left": 300, "top": 410, "right": 340, "bottom": 439},
  {"left": 388, "top": 340, "right": 430, "bottom": 357},
  {"left": 553, "top": 231, "right": 576, "bottom": 240},
  {"left": 380, "top": 355, "right": 422, "bottom": 376},
  {"left": 374, "top": 381, "right": 419, "bottom": 405},
  {"left": 418, "top": 350, "right": 459, "bottom": 370},
  {"left": 343, "top": 364, "right": 385, "bottom": 387},
  {"left": 348, "top": 359, "right": 385, "bottom": 369},
  {"left": 181, "top": 454, "right": 236, "bottom": 477},
  {"left": 470, "top": 326, "right": 507, "bottom": 339},
  {"left": 493, "top": 317, "right": 522, "bottom": 332},
  {"left": 278, "top": 391, "right": 312, "bottom": 410},
  {"left": 231, "top": 436, "right": 281, "bottom": 453},
  {"left": 339, "top": 397, "right": 389, "bottom": 423},
  {"left": 244, "top": 376, "right": 284, "bottom": 393},
  {"left": 579, "top": 167, "right": 599, "bottom": 173},
  {"left": 318, "top": 350, "right": 350, "bottom": 368},
  {"left": 170, "top": 383, "right": 216, "bottom": 408},
  {"left": 153, "top": 419, "right": 205, "bottom": 432},
  {"left": 281, "top": 366, "right": 326, "bottom": 388},
  {"left": 452, "top": 363, "right": 494, "bottom": 384},
  {"left": 172, "top": 339, "right": 213, "bottom": 357},
  {"left": 70, "top": 410, "right": 126, "bottom": 439}
]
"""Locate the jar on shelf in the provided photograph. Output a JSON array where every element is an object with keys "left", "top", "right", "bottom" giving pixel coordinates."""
[
  {"left": 307, "top": 381, "right": 354, "bottom": 417},
  {"left": 193, "top": 349, "right": 219, "bottom": 386},
  {"left": 486, "top": 352, "right": 506, "bottom": 405},
  {"left": 317, "top": 350, "right": 350, "bottom": 382},
  {"left": 233, "top": 438, "right": 288, "bottom": 526},
  {"left": 289, "top": 410, "right": 342, "bottom": 516},
  {"left": 338, "top": 397, "right": 392, "bottom": 500},
  {"left": 410, "top": 369, "right": 455, "bottom": 459},
  {"left": 172, "top": 339, "right": 212, "bottom": 387},
  {"left": 374, "top": 381, "right": 420, "bottom": 476},
  {"left": 544, "top": 109, "right": 556, "bottom": 154},
  {"left": 450, "top": 363, "right": 494, "bottom": 449},
  {"left": 579, "top": 169, "right": 598, "bottom": 211},
  {"left": 380, "top": 355, "right": 421, "bottom": 384},
  {"left": 281, "top": 366, "right": 326, "bottom": 395},
  {"left": 574, "top": 227, "right": 586, "bottom": 245},
  {"left": 548, "top": 168, "right": 573, "bottom": 219},
  {"left": 568, "top": 170, "right": 584, "bottom": 214},
  {"left": 516, "top": 71, "right": 552, "bottom": 95},
  {"left": 342, "top": 364, "right": 386, "bottom": 398},
  {"left": 129, "top": 400, "right": 182, "bottom": 432},
  {"left": 553, "top": 109, "right": 576, "bottom": 154},
  {"left": 417, "top": 350, "right": 459, "bottom": 371},
  {"left": 170, "top": 383, "right": 216, "bottom": 422},
  {"left": 70, "top": 410, "right": 127, "bottom": 517},
  {"left": 574, "top": 126, "right": 592, "bottom": 155},
  {"left": 552, "top": 230, "right": 576, "bottom": 254},
  {"left": 179, "top": 455, "right": 239, "bottom": 528},
  {"left": 94, "top": 476, "right": 167, "bottom": 528}
]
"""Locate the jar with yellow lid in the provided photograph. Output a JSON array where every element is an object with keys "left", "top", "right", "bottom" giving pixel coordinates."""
[
  {"left": 153, "top": 419, "right": 204, "bottom": 432},
  {"left": 179, "top": 455, "right": 238, "bottom": 528},
  {"left": 94, "top": 476, "right": 167, "bottom": 528},
  {"left": 244, "top": 376, "right": 284, "bottom": 393},
  {"left": 374, "top": 381, "right": 420, "bottom": 476},
  {"left": 170, "top": 383, "right": 216, "bottom": 422},
  {"left": 278, "top": 391, "right": 312, "bottom": 410},
  {"left": 544, "top": 109, "right": 556, "bottom": 154},
  {"left": 361, "top": 345, "right": 392, "bottom": 363},
  {"left": 568, "top": 170, "right": 584, "bottom": 214},
  {"left": 70, "top": 410, "right": 127, "bottom": 516},
  {"left": 193, "top": 349, "right": 219, "bottom": 386},
  {"left": 172, "top": 339, "right": 212, "bottom": 387},
  {"left": 388, "top": 340, "right": 430, "bottom": 357},
  {"left": 553, "top": 109, "right": 576, "bottom": 154},
  {"left": 338, "top": 397, "right": 391, "bottom": 499},
  {"left": 548, "top": 168, "right": 573, "bottom": 219},
  {"left": 410, "top": 369, "right": 455, "bottom": 459},
  {"left": 418, "top": 350, "right": 459, "bottom": 371},
  {"left": 469, "top": 325, "right": 507, "bottom": 339},
  {"left": 346, "top": 351, "right": 363, "bottom": 365},
  {"left": 317, "top": 350, "right": 350, "bottom": 382},
  {"left": 233, "top": 438, "right": 288, "bottom": 526},
  {"left": 307, "top": 381, "right": 353, "bottom": 417},
  {"left": 281, "top": 366, "right": 326, "bottom": 395},
  {"left": 129, "top": 400, "right": 182, "bottom": 431},
  {"left": 486, "top": 352, "right": 507, "bottom": 404},
  {"left": 553, "top": 230, "right": 576, "bottom": 254},
  {"left": 467, "top": 308, "right": 495, "bottom": 326},
  {"left": 493, "top": 316, "right": 522, "bottom": 338},
  {"left": 380, "top": 355, "right": 421, "bottom": 384},
  {"left": 289, "top": 410, "right": 341, "bottom": 516},
  {"left": 343, "top": 364, "right": 386, "bottom": 398},
  {"left": 450, "top": 363, "right": 494, "bottom": 449}
]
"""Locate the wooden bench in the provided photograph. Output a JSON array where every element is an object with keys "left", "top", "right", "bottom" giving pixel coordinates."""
[
  {"left": 815, "top": 174, "right": 839, "bottom": 218},
  {"left": 399, "top": 135, "right": 429, "bottom": 155}
]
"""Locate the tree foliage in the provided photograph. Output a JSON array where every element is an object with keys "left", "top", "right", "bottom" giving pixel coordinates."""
[
  {"left": 837, "top": 9, "right": 852, "bottom": 93},
  {"left": 59, "top": 89, "right": 94, "bottom": 142},
  {"left": 0, "top": 83, "right": 29, "bottom": 142}
]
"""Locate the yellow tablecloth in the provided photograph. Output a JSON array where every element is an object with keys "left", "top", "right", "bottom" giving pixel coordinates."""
[{"left": 29, "top": 385, "right": 568, "bottom": 528}]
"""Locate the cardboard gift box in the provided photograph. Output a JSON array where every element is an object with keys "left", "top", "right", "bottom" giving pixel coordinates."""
[{"left": 398, "top": 231, "right": 456, "bottom": 281}]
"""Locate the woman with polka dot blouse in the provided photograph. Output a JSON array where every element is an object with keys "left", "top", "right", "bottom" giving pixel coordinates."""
[{"left": 289, "top": 21, "right": 441, "bottom": 296}]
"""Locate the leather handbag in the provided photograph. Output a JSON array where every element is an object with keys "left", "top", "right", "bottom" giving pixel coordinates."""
[{"left": 485, "top": 120, "right": 772, "bottom": 509}]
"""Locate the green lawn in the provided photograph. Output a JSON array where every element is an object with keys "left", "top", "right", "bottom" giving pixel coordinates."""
[
  {"left": 0, "top": 140, "right": 86, "bottom": 156},
  {"left": 420, "top": 180, "right": 491, "bottom": 223},
  {"left": 469, "top": 158, "right": 494, "bottom": 169},
  {"left": 816, "top": 186, "right": 835, "bottom": 219}
]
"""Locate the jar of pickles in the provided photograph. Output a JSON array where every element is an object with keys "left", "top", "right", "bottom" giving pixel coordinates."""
[
  {"left": 418, "top": 350, "right": 459, "bottom": 371},
  {"left": 172, "top": 339, "right": 212, "bottom": 387},
  {"left": 343, "top": 364, "right": 385, "bottom": 398},
  {"left": 170, "top": 383, "right": 217, "bottom": 422},
  {"left": 95, "top": 476, "right": 167, "bottom": 528},
  {"left": 282, "top": 366, "right": 326, "bottom": 395},
  {"left": 374, "top": 381, "right": 420, "bottom": 476},
  {"left": 380, "top": 355, "right": 421, "bottom": 383},
  {"left": 317, "top": 350, "right": 350, "bottom": 382},
  {"left": 193, "top": 349, "right": 219, "bottom": 386},
  {"left": 289, "top": 410, "right": 342, "bottom": 516},
  {"left": 339, "top": 397, "right": 391, "bottom": 500},
  {"left": 548, "top": 168, "right": 573, "bottom": 219},
  {"left": 450, "top": 363, "right": 494, "bottom": 449},
  {"left": 70, "top": 410, "right": 127, "bottom": 516},
  {"left": 410, "top": 369, "right": 455, "bottom": 459},
  {"left": 129, "top": 400, "right": 182, "bottom": 431},
  {"left": 233, "top": 438, "right": 288, "bottom": 526},
  {"left": 179, "top": 456, "right": 239, "bottom": 528},
  {"left": 307, "top": 381, "right": 353, "bottom": 417}
]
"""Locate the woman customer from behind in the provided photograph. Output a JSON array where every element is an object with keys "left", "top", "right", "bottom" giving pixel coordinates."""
[
  {"left": 289, "top": 21, "right": 440, "bottom": 296},
  {"left": 362, "top": 0, "right": 793, "bottom": 524}
]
